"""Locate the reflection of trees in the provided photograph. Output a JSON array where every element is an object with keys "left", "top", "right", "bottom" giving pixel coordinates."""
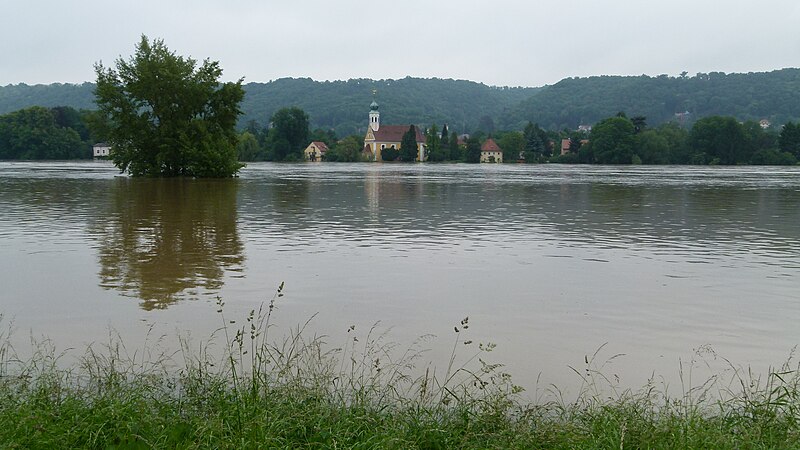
[{"left": 95, "top": 178, "right": 243, "bottom": 310}]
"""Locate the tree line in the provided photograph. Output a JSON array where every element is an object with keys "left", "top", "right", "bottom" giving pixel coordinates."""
[
  {"left": 568, "top": 113, "right": 798, "bottom": 165},
  {"left": 7, "top": 69, "right": 800, "bottom": 138},
  {"left": 1, "top": 33, "right": 799, "bottom": 169},
  {"left": 0, "top": 106, "right": 101, "bottom": 159}
]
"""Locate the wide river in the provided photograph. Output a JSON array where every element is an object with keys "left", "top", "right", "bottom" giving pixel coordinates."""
[{"left": 1, "top": 161, "right": 799, "bottom": 395}]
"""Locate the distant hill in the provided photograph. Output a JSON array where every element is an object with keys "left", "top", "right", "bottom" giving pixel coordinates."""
[
  {"left": 502, "top": 69, "right": 800, "bottom": 130},
  {"left": 0, "top": 78, "right": 536, "bottom": 137},
  {"left": 4, "top": 69, "right": 800, "bottom": 135},
  {"left": 0, "top": 83, "right": 96, "bottom": 113}
]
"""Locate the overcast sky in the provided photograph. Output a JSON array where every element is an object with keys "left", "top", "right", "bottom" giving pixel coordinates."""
[{"left": 3, "top": 0, "right": 799, "bottom": 87}]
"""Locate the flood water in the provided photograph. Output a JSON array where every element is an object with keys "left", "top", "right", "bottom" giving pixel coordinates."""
[{"left": 1, "top": 161, "right": 799, "bottom": 394}]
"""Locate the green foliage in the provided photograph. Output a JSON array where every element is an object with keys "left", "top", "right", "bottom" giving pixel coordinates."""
[
  {"left": 498, "top": 131, "right": 524, "bottom": 162},
  {"left": 589, "top": 116, "right": 636, "bottom": 164},
  {"left": 464, "top": 137, "right": 481, "bottom": 163},
  {"left": 399, "top": 125, "right": 419, "bottom": 161},
  {"left": 309, "top": 128, "right": 337, "bottom": 147},
  {"left": 689, "top": 116, "right": 749, "bottom": 165},
  {"left": 325, "top": 135, "right": 365, "bottom": 162},
  {"left": 426, "top": 124, "right": 446, "bottom": 161},
  {"left": 0, "top": 83, "right": 96, "bottom": 114},
  {"left": 2, "top": 307, "right": 800, "bottom": 449},
  {"left": 0, "top": 106, "right": 89, "bottom": 159},
  {"left": 779, "top": 121, "right": 800, "bottom": 158},
  {"left": 94, "top": 35, "right": 244, "bottom": 177},
  {"left": 503, "top": 69, "right": 800, "bottom": 130},
  {"left": 522, "top": 122, "right": 549, "bottom": 162},
  {"left": 2, "top": 78, "right": 535, "bottom": 138},
  {"left": 448, "top": 131, "right": 462, "bottom": 161},
  {"left": 267, "top": 107, "right": 310, "bottom": 161},
  {"left": 636, "top": 129, "right": 671, "bottom": 164},
  {"left": 381, "top": 146, "right": 399, "bottom": 161},
  {"left": 750, "top": 148, "right": 798, "bottom": 165},
  {"left": 236, "top": 131, "right": 262, "bottom": 161}
]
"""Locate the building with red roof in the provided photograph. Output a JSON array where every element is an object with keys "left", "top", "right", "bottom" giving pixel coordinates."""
[
  {"left": 480, "top": 138, "right": 503, "bottom": 163},
  {"left": 304, "top": 141, "right": 330, "bottom": 161},
  {"left": 363, "top": 99, "right": 426, "bottom": 161}
]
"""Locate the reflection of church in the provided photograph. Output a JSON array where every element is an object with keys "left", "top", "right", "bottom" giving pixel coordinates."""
[{"left": 363, "top": 99, "right": 426, "bottom": 162}]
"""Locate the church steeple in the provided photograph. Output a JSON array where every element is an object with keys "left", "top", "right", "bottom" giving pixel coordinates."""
[{"left": 369, "top": 91, "right": 380, "bottom": 131}]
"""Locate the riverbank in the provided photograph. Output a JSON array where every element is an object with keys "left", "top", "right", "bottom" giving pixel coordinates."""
[{"left": 1, "top": 304, "right": 798, "bottom": 449}]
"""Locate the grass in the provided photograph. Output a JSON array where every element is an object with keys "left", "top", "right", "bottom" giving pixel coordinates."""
[{"left": 1, "top": 288, "right": 799, "bottom": 449}]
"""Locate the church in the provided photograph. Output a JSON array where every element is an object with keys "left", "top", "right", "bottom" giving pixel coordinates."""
[{"left": 363, "top": 99, "right": 426, "bottom": 162}]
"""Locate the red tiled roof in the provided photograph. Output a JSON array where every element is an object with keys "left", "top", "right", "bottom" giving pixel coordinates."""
[
  {"left": 373, "top": 125, "right": 425, "bottom": 143},
  {"left": 480, "top": 138, "right": 501, "bottom": 152},
  {"left": 311, "top": 141, "right": 329, "bottom": 153}
]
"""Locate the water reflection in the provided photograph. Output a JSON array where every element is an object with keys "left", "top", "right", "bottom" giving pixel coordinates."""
[{"left": 93, "top": 178, "right": 243, "bottom": 310}]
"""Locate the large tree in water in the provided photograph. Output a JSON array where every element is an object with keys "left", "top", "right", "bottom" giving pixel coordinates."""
[{"left": 94, "top": 36, "right": 245, "bottom": 177}]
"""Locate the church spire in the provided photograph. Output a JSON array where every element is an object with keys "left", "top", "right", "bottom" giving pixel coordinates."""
[{"left": 369, "top": 89, "right": 380, "bottom": 131}]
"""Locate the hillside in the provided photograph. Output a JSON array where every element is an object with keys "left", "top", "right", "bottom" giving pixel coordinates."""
[
  {"left": 502, "top": 69, "right": 800, "bottom": 130},
  {"left": 0, "top": 78, "right": 535, "bottom": 137},
  {"left": 4, "top": 69, "right": 800, "bottom": 135}
]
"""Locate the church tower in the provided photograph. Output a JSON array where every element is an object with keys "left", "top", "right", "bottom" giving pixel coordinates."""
[{"left": 369, "top": 99, "right": 380, "bottom": 131}]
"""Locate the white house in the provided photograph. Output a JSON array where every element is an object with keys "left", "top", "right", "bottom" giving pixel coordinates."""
[{"left": 93, "top": 143, "right": 111, "bottom": 158}]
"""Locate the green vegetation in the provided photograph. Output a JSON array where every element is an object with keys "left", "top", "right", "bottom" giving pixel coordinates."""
[
  {"left": 569, "top": 113, "right": 798, "bottom": 166},
  {"left": 465, "top": 137, "right": 481, "bottom": 163},
  {"left": 10, "top": 69, "right": 800, "bottom": 138},
  {"left": 400, "top": 125, "right": 419, "bottom": 162},
  {"left": 94, "top": 36, "right": 245, "bottom": 177},
  {"left": 1, "top": 295, "right": 800, "bottom": 449},
  {"left": 503, "top": 69, "right": 800, "bottom": 130},
  {"left": 322, "top": 135, "right": 366, "bottom": 162},
  {"left": 0, "top": 106, "right": 94, "bottom": 159}
]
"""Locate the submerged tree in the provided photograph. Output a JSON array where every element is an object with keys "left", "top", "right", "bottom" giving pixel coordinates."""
[
  {"left": 267, "top": 107, "right": 310, "bottom": 161},
  {"left": 94, "top": 35, "right": 245, "bottom": 177},
  {"left": 400, "top": 125, "right": 419, "bottom": 161}
]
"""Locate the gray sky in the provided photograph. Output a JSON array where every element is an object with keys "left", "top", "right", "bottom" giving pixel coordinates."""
[{"left": 3, "top": 0, "right": 799, "bottom": 87}]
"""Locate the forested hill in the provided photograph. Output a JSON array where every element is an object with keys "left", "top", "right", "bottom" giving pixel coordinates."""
[
  {"left": 502, "top": 69, "right": 800, "bottom": 130},
  {"left": 0, "top": 83, "right": 96, "bottom": 114},
  {"left": 4, "top": 69, "right": 800, "bottom": 135},
  {"left": 241, "top": 78, "right": 534, "bottom": 136},
  {"left": 0, "top": 78, "right": 535, "bottom": 136}
]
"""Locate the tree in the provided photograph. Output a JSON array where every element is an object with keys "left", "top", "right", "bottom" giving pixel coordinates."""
[
  {"left": 779, "top": 122, "right": 800, "bottom": 158},
  {"left": 94, "top": 35, "right": 244, "bottom": 177},
  {"left": 399, "top": 125, "right": 419, "bottom": 161},
  {"left": 448, "top": 131, "right": 461, "bottom": 161},
  {"left": 635, "top": 129, "right": 670, "bottom": 164},
  {"left": 268, "top": 107, "right": 309, "bottom": 161},
  {"left": 464, "top": 137, "right": 481, "bottom": 163},
  {"left": 325, "top": 135, "right": 365, "bottom": 162},
  {"left": 426, "top": 124, "right": 445, "bottom": 161},
  {"left": 689, "top": 116, "right": 748, "bottom": 165},
  {"left": 589, "top": 116, "right": 636, "bottom": 164},
  {"left": 236, "top": 131, "right": 261, "bottom": 161},
  {"left": 631, "top": 116, "right": 647, "bottom": 134},
  {"left": 499, "top": 132, "right": 524, "bottom": 162},
  {"left": 381, "top": 146, "right": 399, "bottom": 161},
  {"left": 0, "top": 106, "right": 88, "bottom": 159},
  {"left": 440, "top": 124, "right": 450, "bottom": 148}
]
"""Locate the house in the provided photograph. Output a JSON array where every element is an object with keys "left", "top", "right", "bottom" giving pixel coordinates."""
[
  {"left": 363, "top": 99, "right": 426, "bottom": 161},
  {"left": 561, "top": 138, "right": 589, "bottom": 155},
  {"left": 93, "top": 143, "right": 110, "bottom": 158},
  {"left": 560, "top": 138, "right": 571, "bottom": 155},
  {"left": 304, "top": 141, "right": 329, "bottom": 161},
  {"left": 480, "top": 138, "right": 502, "bottom": 163},
  {"left": 760, "top": 119, "right": 771, "bottom": 130}
]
